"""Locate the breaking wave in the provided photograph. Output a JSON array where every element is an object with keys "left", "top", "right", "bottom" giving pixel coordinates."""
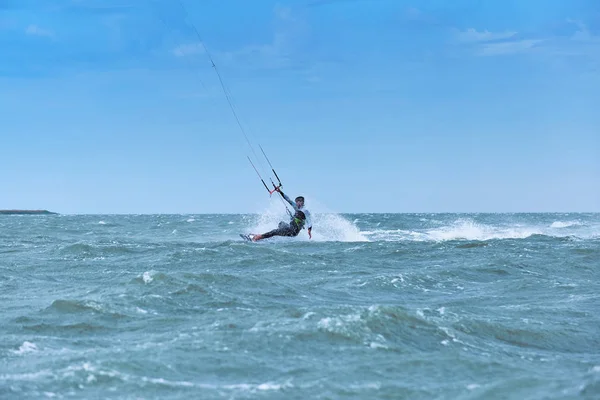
[{"left": 362, "top": 218, "right": 599, "bottom": 242}]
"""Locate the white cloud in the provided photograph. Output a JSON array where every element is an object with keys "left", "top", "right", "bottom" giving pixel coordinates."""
[
  {"left": 274, "top": 5, "right": 292, "bottom": 20},
  {"left": 217, "top": 5, "right": 310, "bottom": 70},
  {"left": 405, "top": 7, "right": 421, "bottom": 20},
  {"left": 479, "top": 39, "right": 543, "bottom": 56},
  {"left": 568, "top": 19, "right": 600, "bottom": 44},
  {"left": 171, "top": 5, "right": 302, "bottom": 68},
  {"left": 456, "top": 20, "right": 600, "bottom": 61},
  {"left": 546, "top": 20, "right": 600, "bottom": 70},
  {"left": 456, "top": 28, "right": 517, "bottom": 43},
  {"left": 457, "top": 20, "right": 599, "bottom": 70},
  {"left": 172, "top": 43, "right": 205, "bottom": 57},
  {"left": 453, "top": 28, "right": 545, "bottom": 57},
  {"left": 25, "top": 24, "right": 53, "bottom": 37}
]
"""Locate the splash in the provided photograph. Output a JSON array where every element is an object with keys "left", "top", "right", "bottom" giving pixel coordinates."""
[
  {"left": 244, "top": 197, "right": 368, "bottom": 242},
  {"left": 361, "top": 219, "right": 542, "bottom": 242},
  {"left": 550, "top": 221, "right": 581, "bottom": 228},
  {"left": 12, "top": 341, "right": 38, "bottom": 355},
  {"left": 311, "top": 213, "right": 368, "bottom": 242},
  {"left": 425, "top": 219, "right": 541, "bottom": 241},
  {"left": 142, "top": 271, "right": 155, "bottom": 284},
  {"left": 361, "top": 217, "right": 600, "bottom": 242}
]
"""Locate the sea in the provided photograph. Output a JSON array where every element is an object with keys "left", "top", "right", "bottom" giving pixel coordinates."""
[{"left": 1, "top": 212, "right": 599, "bottom": 399}]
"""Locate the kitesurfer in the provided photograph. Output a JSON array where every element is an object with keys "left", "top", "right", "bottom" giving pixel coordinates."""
[{"left": 251, "top": 188, "right": 312, "bottom": 241}]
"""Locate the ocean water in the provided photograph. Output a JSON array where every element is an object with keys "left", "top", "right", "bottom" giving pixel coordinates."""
[{"left": 1, "top": 212, "right": 599, "bottom": 399}]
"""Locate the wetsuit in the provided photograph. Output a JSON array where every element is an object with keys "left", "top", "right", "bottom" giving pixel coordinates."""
[
  {"left": 259, "top": 211, "right": 306, "bottom": 239},
  {"left": 257, "top": 191, "right": 311, "bottom": 239}
]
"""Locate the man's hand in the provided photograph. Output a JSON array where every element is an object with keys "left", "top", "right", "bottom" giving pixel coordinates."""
[
  {"left": 269, "top": 185, "right": 282, "bottom": 196},
  {"left": 308, "top": 227, "right": 312, "bottom": 239}
]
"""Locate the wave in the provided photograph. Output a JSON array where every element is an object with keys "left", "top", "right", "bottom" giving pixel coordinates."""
[
  {"left": 59, "top": 242, "right": 139, "bottom": 257},
  {"left": 426, "top": 219, "right": 541, "bottom": 241},
  {"left": 238, "top": 213, "right": 599, "bottom": 243},
  {"left": 362, "top": 218, "right": 599, "bottom": 242},
  {"left": 45, "top": 299, "right": 128, "bottom": 320},
  {"left": 23, "top": 322, "right": 109, "bottom": 334},
  {"left": 11, "top": 341, "right": 38, "bottom": 355},
  {"left": 550, "top": 220, "right": 582, "bottom": 228}
]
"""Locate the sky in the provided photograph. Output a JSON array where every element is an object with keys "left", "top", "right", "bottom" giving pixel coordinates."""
[{"left": 1, "top": 0, "right": 599, "bottom": 214}]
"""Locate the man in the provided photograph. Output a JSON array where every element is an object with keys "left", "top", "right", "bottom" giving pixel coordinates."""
[{"left": 251, "top": 187, "right": 313, "bottom": 241}]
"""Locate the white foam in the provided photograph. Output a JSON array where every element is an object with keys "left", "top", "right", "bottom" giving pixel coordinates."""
[
  {"left": 140, "top": 376, "right": 195, "bottom": 387},
  {"left": 317, "top": 317, "right": 337, "bottom": 329},
  {"left": 361, "top": 218, "right": 592, "bottom": 242},
  {"left": 257, "top": 382, "right": 289, "bottom": 391},
  {"left": 426, "top": 219, "right": 540, "bottom": 241},
  {"left": 0, "top": 369, "right": 54, "bottom": 380},
  {"left": 550, "top": 221, "right": 581, "bottom": 228},
  {"left": 12, "top": 341, "right": 38, "bottom": 355},
  {"left": 369, "top": 336, "right": 388, "bottom": 349},
  {"left": 303, "top": 312, "right": 316, "bottom": 320},
  {"left": 362, "top": 229, "right": 422, "bottom": 242},
  {"left": 142, "top": 271, "right": 154, "bottom": 284},
  {"left": 348, "top": 382, "right": 382, "bottom": 390},
  {"left": 317, "top": 313, "right": 362, "bottom": 331},
  {"left": 311, "top": 213, "right": 368, "bottom": 242}
]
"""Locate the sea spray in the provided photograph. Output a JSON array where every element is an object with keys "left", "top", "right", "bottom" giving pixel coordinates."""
[{"left": 244, "top": 196, "right": 368, "bottom": 242}]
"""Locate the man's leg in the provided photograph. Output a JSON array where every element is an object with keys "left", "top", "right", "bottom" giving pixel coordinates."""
[
  {"left": 253, "top": 226, "right": 296, "bottom": 241},
  {"left": 278, "top": 221, "right": 289, "bottom": 229}
]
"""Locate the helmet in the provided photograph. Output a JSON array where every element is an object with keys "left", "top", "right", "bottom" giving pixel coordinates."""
[{"left": 295, "top": 196, "right": 304, "bottom": 202}]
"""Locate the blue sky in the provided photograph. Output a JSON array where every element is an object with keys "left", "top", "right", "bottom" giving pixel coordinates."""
[{"left": 1, "top": 0, "right": 598, "bottom": 213}]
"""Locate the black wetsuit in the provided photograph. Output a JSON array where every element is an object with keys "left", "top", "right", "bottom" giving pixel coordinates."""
[{"left": 259, "top": 212, "right": 306, "bottom": 239}]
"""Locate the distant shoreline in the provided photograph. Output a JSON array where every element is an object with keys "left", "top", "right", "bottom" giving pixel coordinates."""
[{"left": 0, "top": 210, "right": 57, "bottom": 215}]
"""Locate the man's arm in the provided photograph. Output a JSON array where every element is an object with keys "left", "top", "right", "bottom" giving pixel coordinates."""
[
  {"left": 279, "top": 190, "right": 298, "bottom": 211},
  {"left": 305, "top": 209, "right": 312, "bottom": 229}
]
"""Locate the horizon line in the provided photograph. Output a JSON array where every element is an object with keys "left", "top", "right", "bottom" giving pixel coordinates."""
[{"left": 4, "top": 211, "right": 599, "bottom": 216}]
